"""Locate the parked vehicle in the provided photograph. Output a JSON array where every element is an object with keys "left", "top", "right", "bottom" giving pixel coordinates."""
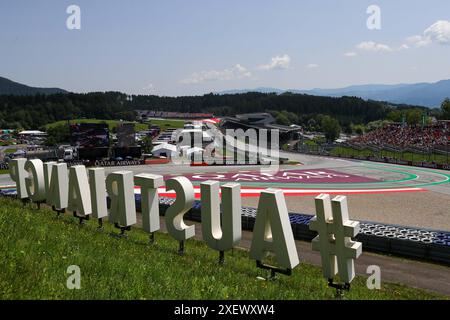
[{"left": 63, "top": 147, "right": 78, "bottom": 161}]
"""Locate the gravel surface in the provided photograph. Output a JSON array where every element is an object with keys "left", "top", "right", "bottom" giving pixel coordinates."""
[{"left": 242, "top": 191, "right": 450, "bottom": 231}]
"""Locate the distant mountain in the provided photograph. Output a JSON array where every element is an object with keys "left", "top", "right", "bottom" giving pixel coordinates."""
[
  {"left": 217, "top": 79, "right": 450, "bottom": 108},
  {"left": 0, "top": 76, "right": 67, "bottom": 96},
  {"left": 218, "top": 87, "right": 284, "bottom": 95}
]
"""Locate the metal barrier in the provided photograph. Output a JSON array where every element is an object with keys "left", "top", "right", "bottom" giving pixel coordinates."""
[{"left": 295, "top": 143, "right": 450, "bottom": 170}]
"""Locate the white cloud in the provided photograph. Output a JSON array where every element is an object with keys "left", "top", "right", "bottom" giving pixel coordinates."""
[
  {"left": 405, "top": 20, "right": 450, "bottom": 48},
  {"left": 344, "top": 52, "right": 357, "bottom": 57},
  {"left": 258, "top": 54, "right": 291, "bottom": 70},
  {"left": 354, "top": 41, "right": 408, "bottom": 53},
  {"left": 181, "top": 64, "right": 252, "bottom": 84},
  {"left": 348, "top": 20, "right": 450, "bottom": 56},
  {"left": 424, "top": 20, "right": 450, "bottom": 45},
  {"left": 356, "top": 41, "right": 393, "bottom": 52},
  {"left": 406, "top": 35, "right": 432, "bottom": 48},
  {"left": 306, "top": 63, "right": 319, "bottom": 69}
]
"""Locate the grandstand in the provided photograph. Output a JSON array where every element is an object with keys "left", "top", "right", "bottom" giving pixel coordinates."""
[
  {"left": 295, "top": 120, "right": 450, "bottom": 167},
  {"left": 136, "top": 110, "right": 214, "bottom": 121},
  {"left": 350, "top": 121, "right": 450, "bottom": 151}
]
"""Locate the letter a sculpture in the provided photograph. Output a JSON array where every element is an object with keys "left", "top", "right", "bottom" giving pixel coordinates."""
[{"left": 309, "top": 194, "right": 362, "bottom": 293}]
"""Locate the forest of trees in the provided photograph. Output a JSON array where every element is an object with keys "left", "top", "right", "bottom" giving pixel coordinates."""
[
  {"left": 0, "top": 91, "right": 447, "bottom": 132},
  {"left": 0, "top": 92, "right": 136, "bottom": 129},
  {"left": 130, "top": 92, "right": 393, "bottom": 126}
]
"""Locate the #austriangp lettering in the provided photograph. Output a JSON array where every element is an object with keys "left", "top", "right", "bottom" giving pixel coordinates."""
[{"left": 8, "top": 158, "right": 362, "bottom": 283}]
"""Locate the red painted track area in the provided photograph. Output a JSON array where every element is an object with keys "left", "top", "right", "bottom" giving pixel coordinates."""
[
  {"left": 135, "top": 167, "right": 425, "bottom": 198},
  {"left": 164, "top": 168, "right": 379, "bottom": 184}
]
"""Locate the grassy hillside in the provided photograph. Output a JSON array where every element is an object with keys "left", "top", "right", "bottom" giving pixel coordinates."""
[
  {"left": 331, "top": 146, "right": 449, "bottom": 164},
  {"left": 0, "top": 197, "right": 444, "bottom": 300},
  {"left": 46, "top": 118, "right": 184, "bottom": 132},
  {"left": 146, "top": 118, "right": 185, "bottom": 131},
  {"left": 45, "top": 119, "right": 149, "bottom": 132}
]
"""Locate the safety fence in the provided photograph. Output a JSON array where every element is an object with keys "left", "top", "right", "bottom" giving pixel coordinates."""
[{"left": 295, "top": 143, "right": 450, "bottom": 170}]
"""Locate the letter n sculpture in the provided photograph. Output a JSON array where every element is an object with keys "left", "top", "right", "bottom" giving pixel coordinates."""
[{"left": 309, "top": 194, "right": 362, "bottom": 296}]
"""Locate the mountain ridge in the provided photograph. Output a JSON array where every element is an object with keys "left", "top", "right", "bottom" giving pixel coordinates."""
[
  {"left": 216, "top": 79, "right": 450, "bottom": 108},
  {"left": 0, "top": 76, "right": 67, "bottom": 96},
  {"left": 2, "top": 75, "right": 449, "bottom": 107}
]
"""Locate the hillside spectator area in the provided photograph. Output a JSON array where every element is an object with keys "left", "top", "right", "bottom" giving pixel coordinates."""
[{"left": 351, "top": 121, "right": 450, "bottom": 150}]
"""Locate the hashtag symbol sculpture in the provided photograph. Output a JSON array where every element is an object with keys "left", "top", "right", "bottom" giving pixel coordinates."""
[{"left": 309, "top": 194, "right": 362, "bottom": 284}]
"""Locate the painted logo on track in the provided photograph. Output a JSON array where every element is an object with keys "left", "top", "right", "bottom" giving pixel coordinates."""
[{"left": 165, "top": 169, "right": 379, "bottom": 184}]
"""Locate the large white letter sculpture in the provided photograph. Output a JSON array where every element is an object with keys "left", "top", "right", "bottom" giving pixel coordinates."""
[
  {"left": 43, "top": 162, "right": 57, "bottom": 197},
  {"left": 250, "top": 189, "right": 299, "bottom": 270},
  {"left": 47, "top": 163, "right": 69, "bottom": 210},
  {"left": 309, "top": 194, "right": 362, "bottom": 283},
  {"left": 106, "top": 171, "right": 137, "bottom": 227},
  {"left": 135, "top": 173, "right": 164, "bottom": 234},
  {"left": 68, "top": 166, "right": 92, "bottom": 216},
  {"left": 165, "top": 177, "right": 195, "bottom": 241},
  {"left": 200, "top": 181, "right": 241, "bottom": 251},
  {"left": 24, "top": 159, "right": 46, "bottom": 202},
  {"left": 88, "top": 168, "right": 108, "bottom": 220},
  {"left": 9, "top": 158, "right": 28, "bottom": 199}
]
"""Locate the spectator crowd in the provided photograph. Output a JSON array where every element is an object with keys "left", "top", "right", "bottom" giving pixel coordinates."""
[{"left": 351, "top": 121, "right": 450, "bottom": 150}]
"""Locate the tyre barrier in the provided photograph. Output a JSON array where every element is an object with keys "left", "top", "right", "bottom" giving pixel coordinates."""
[
  {"left": 149, "top": 196, "right": 450, "bottom": 265},
  {"left": 1, "top": 189, "right": 449, "bottom": 265},
  {"left": 0, "top": 189, "right": 18, "bottom": 197}
]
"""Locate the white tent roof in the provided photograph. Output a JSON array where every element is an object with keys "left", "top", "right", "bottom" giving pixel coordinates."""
[
  {"left": 19, "top": 130, "right": 47, "bottom": 135},
  {"left": 185, "top": 147, "right": 204, "bottom": 155},
  {"left": 152, "top": 143, "right": 177, "bottom": 153}
]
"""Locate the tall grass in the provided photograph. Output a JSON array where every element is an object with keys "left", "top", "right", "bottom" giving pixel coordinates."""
[{"left": 0, "top": 197, "right": 444, "bottom": 300}]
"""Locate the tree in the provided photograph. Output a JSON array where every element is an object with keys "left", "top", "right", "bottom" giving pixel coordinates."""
[
  {"left": 281, "top": 110, "right": 298, "bottom": 124},
  {"left": 387, "top": 110, "right": 402, "bottom": 122},
  {"left": 142, "top": 136, "right": 153, "bottom": 154},
  {"left": 45, "top": 124, "right": 70, "bottom": 145},
  {"left": 307, "top": 118, "right": 317, "bottom": 131},
  {"left": 441, "top": 98, "right": 450, "bottom": 120},
  {"left": 0, "top": 90, "right": 414, "bottom": 130},
  {"left": 45, "top": 136, "right": 57, "bottom": 147},
  {"left": 406, "top": 109, "right": 422, "bottom": 125},
  {"left": 321, "top": 115, "right": 341, "bottom": 142},
  {"left": 366, "top": 119, "right": 390, "bottom": 132},
  {"left": 352, "top": 124, "right": 365, "bottom": 135},
  {"left": 275, "top": 113, "right": 290, "bottom": 126},
  {"left": 343, "top": 124, "right": 353, "bottom": 135}
]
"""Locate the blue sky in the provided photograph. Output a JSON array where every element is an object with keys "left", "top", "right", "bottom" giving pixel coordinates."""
[{"left": 1, "top": 0, "right": 450, "bottom": 96}]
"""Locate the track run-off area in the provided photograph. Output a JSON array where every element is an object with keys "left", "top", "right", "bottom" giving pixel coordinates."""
[
  {"left": 120, "top": 153, "right": 450, "bottom": 197},
  {"left": 1, "top": 153, "right": 449, "bottom": 231},
  {"left": 153, "top": 163, "right": 449, "bottom": 196}
]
